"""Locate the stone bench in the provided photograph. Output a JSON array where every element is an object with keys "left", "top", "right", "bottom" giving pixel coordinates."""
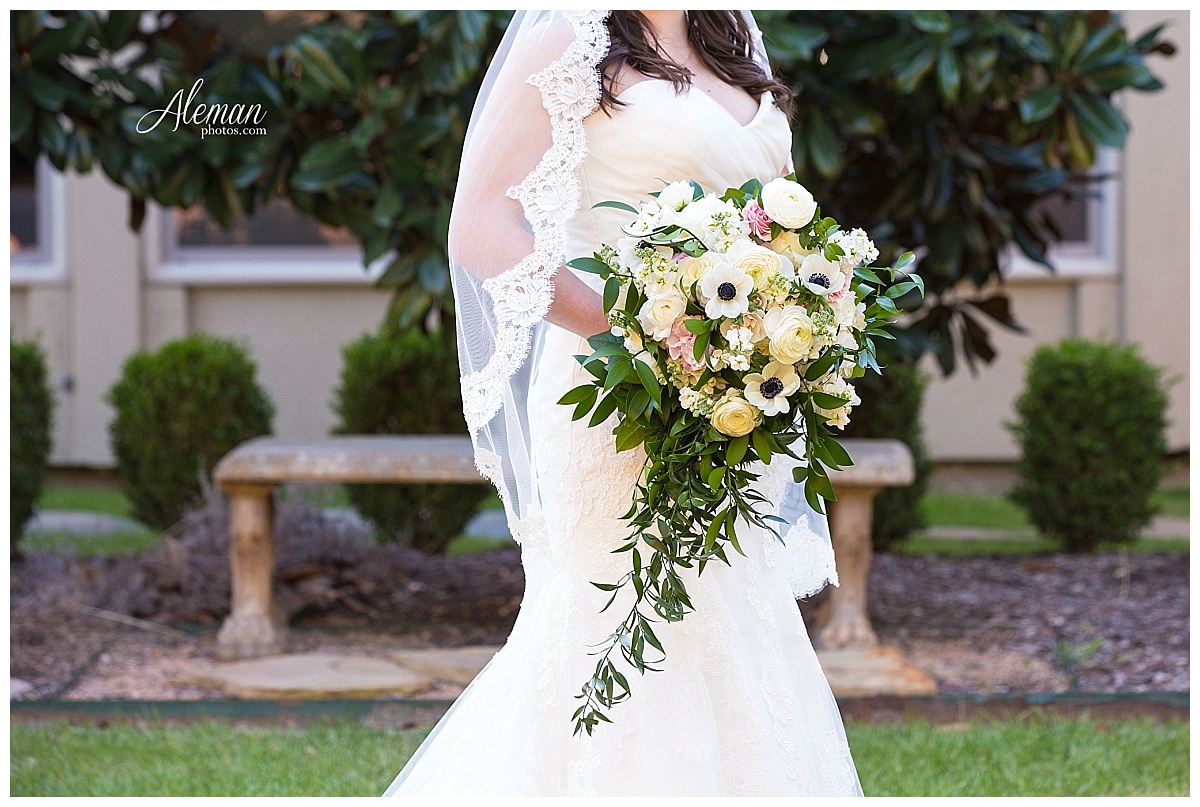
[
  {"left": 212, "top": 435, "right": 484, "bottom": 660},
  {"left": 820, "top": 438, "right": 915, "bottom": 650},
  {"left": 211, "top": 434, "right": 913, "bottom": 662}
]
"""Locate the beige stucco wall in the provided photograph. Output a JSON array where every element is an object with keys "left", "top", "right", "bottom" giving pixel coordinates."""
[{"left": 9, "top": 9, "right": 1189, "bottom": 468}]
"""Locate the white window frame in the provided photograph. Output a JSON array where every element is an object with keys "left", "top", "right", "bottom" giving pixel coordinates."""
[
  {"left": 9, "top": 155, "right": 67, "bottom": 285},
  {"left": 1000, "top": 145, "right": 1120, "bottom": 281},
  {"left": 145, "top": 202, "right": 389, "bottom": 285}
]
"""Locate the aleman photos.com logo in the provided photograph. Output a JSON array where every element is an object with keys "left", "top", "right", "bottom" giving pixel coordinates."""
[{"left": 136, "top": 78, "right": 266, "bottom": 139}]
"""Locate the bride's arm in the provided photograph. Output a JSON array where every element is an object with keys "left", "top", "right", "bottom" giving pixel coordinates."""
[{"left": 447, "top": 18, "right": 609, "bottom": 342}]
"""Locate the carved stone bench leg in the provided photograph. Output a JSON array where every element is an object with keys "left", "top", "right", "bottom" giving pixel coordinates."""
[
  {"left": 216, "top": 482, "right": 286, "bottom": 660},
  {"left": 818, "top": 485, "right": 881, "bottom": 650}
]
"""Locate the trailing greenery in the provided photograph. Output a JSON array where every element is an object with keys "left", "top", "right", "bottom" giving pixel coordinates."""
[
  {"left": 106, "top": 333, "right": 275, "bottom": 532},
  {"left": 10, "top": 715, "right": 1189, "bottom": 796},
  {"left": 12, "top": 10, "right": 1171, "bottom": 363},
  {"left": 1006, "top": 338, "right": 1169, "bottom": 552},
  {"left": 330, "top": 323, "right": 491, "bottom": 553},
  {"left": 11, "top": 337, "right": 55, "bottom": 559},
  {"left": 843, "top": 356, "right": 933, "bottom": 550}
]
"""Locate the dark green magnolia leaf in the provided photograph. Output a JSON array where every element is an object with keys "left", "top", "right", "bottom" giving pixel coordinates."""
[
  {"left": 1067, "top": 91, "right": 1129, "bottom": 148},
  {"left": 1018, "top": 85, "right": 1062, "bottom": 123},
  {"left": 603, "top": 276, "right": 620, "bottom": 314},
  {"left": 936, "top": 49, "right": 961, "bottom": 103},
  {"left": 911, "top": 10, "right": 952, "bottom": 34}
]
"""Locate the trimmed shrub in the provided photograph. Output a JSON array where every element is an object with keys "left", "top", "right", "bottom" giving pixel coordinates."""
[
  {"left": 107, "top": 333, "right": 275, "bottom": 532},
  {"left": 11, "top": 337, "right": 55, "bottom": 559},
  {"left": 843, "top": 358, "right": 934, "bottom": 551},
  {"left": 331, "top": 322, "right": 491, "bottom": 554},
  {"left": 1006, "top": 337, "right": 1168, "bottom": 552}
]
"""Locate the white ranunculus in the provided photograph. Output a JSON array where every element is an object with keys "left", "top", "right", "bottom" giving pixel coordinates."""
[
  {"left": 760, "top": 177, "right": 817, "bottom": 229},
  {"left": 710, "top": 391, "right": 761, "bottom": 437},
  {"left": 637, "top": 290, "right": 687, "bottom": 341},
  {"left": 726, "top": 239, "right": 788, "bottom": 287},
  {"left": 743, "top": 360, "right": 802, "bottom": 416},
  {"left": 698, "top": 261, "right": 754, "bottom": 319},
  {"left": 798, "top": 252, "right": 849, "bottom": 297},
  {"left": 762, "top": 304, "right": 816, "bottom": 364},
  {"left": 677, "top": 252, "right": 717, "bottom": 298}
]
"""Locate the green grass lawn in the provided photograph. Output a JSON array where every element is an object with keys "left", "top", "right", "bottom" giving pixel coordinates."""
[
  {"left": 37, "top": 486, "right": 133, "bottom": 518},
  {"left": 9, "top": 714, "right": 1187, "bottom": 796},
  {"left": 21, "top": 529, "right": 162, "bottom": 558}
]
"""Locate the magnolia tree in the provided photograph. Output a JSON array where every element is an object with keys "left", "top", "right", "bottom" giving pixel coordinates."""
[{"left": 11, "top": 10, "right": 1172, "bottom": 372}]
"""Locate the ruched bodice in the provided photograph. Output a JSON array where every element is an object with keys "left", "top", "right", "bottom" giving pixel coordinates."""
[{"left": 566, "top": 80, "right": 792, "bottom": 295}]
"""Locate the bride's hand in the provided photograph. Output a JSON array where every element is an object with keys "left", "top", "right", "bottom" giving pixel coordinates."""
[{"left": 545, "top": 265, "right": 612, "bottom": 341}]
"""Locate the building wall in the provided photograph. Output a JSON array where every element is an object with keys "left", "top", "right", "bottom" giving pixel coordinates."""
[
  {"left": 9, "top": 10, "right": 1189, "bottom": 467},
  {"left": 920, "top": 8, "right": 1189, "bottom": 460}
]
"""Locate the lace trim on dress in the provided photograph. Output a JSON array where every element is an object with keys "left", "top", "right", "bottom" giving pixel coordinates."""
[{"left": 460, "top": 11, "right": 611, "bottom": 518}]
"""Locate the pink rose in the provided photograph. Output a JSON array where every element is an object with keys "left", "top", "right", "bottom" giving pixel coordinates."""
[
  {"left": 744, "top": 199, "right": 773, "bottom": 241},
  {"left": 827, "top": 272, "right": 853, "bottom": 303},
  {"left": 666, "top": 315, "right": 705, "bottom": 372}
]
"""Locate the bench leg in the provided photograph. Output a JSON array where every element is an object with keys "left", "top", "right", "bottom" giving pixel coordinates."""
[
  {"left": 216, "top": 483, "right": 286, "bottom": 660},
  {"left": 818, "top": 485, "right": 880, "bottom": 650}
]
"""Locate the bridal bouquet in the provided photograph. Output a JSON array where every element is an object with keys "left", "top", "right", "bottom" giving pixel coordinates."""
[{"left": 559, "top": 175, "right": 921, "bottom": 735}]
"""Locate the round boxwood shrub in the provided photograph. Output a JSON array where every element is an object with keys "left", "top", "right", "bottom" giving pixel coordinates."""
[
  {"left": 107, "top": 333, "right": 275, "bottom": 532},
  {"left": 843, "top": 356, "right": 934, "bottom": 551},
  {"left": 331, "top": 322, "right": 492, "bottom": 554},
  {"left": 1006, "top": 337, "right": 1168, "bottom": 552},
  {"left": 11, "top": 337, "right": 55, "bottom": 560}
]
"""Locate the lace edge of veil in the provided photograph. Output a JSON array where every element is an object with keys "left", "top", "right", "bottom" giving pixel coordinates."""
[{"left": 459, "top": 11, "right": 611, "bottom": 532}]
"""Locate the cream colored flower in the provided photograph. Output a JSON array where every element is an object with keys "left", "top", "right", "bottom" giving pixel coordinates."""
[
  {"left": 762, "top": 304, "right": 816, "bottom": 364},
  {"left": 636, "top": 290, "right": 687, "bottom": 341},
  {"left": 677, "top": 252, "right": 718, "bottom": 298},
  {"left": 710, "top": 391, "right": 761, "bottom": 437},
  {"left": 726, "top": 239, "right": 789, "bottom": 287},
  {"left": 760, "top": 177, "right": 818, "bottom": 229}
]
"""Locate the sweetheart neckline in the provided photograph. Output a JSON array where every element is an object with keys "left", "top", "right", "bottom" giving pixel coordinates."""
[{"left": 613, "top": 78, "right": 771, "bottom": 130}]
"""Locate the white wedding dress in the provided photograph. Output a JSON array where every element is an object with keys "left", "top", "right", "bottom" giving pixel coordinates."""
[{"left": 383, "top": 79, "right": 864, "bottom": 797}]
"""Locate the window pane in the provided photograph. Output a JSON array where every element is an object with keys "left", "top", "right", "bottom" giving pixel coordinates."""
[
  {"left": 175, "top": 197, "right": 357, "bottom": 248},
  {"left": 11, "top": 149, "right": 38, "bottom": 254},
  {"left": 1036, "top": 192, "right": 1089, "bottom": 243}
]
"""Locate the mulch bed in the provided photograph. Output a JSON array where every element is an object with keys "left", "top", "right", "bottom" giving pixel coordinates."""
[{"left": 10, "top": 486, "right": 1189, "bottom": 702}]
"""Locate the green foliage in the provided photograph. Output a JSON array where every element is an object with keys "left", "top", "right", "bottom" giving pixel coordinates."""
[
  {"left": 106, "top": 333, "right": 275, "bottom": 532},
  {"left": 758, "top": 10, "right": 1172, "bottom": 373},
  {"left": 330, "top": 322, "right": 490, "bottom": 554},
  {"left": 11, "top": 11, "right": 1171, "bottom": 366},
  {"left": 1006, "top": 338, "right": 1169, "bottom": 552},
  {"left": 843, "top": 357, "right": 933, "bottom": 550},
  {"left": 10, "top": 10, "right": 511, "bottom": 330},
  {"left": 11, "top": 337, "right": 55, "bottom": 559}
]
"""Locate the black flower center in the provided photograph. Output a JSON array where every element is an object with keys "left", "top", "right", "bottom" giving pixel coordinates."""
[
  {"left": 637, "top": 240, "right": 652, "bottom": 250},
  {"left": 807, "top": 272, "right": 832, "bottom": 289},
  {"left": 760, "top": 377, "right": 785, "bottom": 399},
  {"left": 717, "top": 281, "right": 738, "bottom": 301}
]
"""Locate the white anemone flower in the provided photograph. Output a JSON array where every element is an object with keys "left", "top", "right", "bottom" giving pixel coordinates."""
[
  {"left": 798, "top": 252, "right": 849, "bottom": 297},
  {"left": 698, "top": 261, "right": 753, "bottom": 319},
  {"left": 742, "top": 360, "right": 802, "bottom": 416}
]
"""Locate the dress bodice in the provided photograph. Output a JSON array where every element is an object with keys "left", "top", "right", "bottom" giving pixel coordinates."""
[{"left": 565, "top": 79, "right": 793, "bottom": 293}]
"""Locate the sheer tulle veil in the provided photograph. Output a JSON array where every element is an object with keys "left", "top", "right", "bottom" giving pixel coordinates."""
[{"left": 449, "top": 10, "right": 840, "bottom": 600}]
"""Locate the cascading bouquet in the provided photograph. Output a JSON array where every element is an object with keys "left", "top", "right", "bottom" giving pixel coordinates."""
[{"left": 559, "top": 175, "right": 922, "bottom": 735}]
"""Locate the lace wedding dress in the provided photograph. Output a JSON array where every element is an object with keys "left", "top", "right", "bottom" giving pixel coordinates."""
[{"left": 382, "top": 68, "right": 864, "bottom": 797}]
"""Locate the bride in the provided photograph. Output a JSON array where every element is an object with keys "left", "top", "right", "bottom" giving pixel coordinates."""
[{"left": 383, "top": 10, "right": 864, "bottom": 797}]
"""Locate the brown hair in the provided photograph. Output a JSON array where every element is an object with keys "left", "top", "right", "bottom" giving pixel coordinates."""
[{"left": 598, "top": 11, "right": 794, "bottom": 119}]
